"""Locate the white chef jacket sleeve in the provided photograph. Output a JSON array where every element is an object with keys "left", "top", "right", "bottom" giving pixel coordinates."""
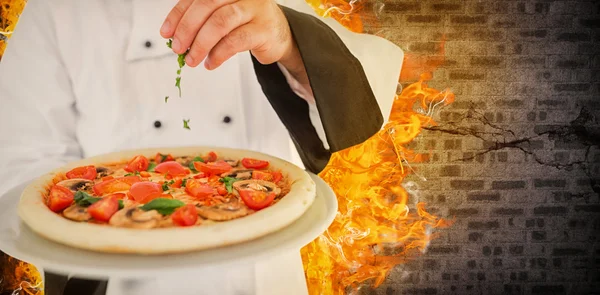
[
  {"left": 0, "top": 0, "right": 82, "bottom": 196},
  {"left": 277, "top": 1, "right": 403, "bottom": 154}
]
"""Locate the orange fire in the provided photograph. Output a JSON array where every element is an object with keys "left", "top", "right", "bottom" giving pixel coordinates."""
[
  {"left": 300, "top": 73, "right": 454, "bottom": 294},
  {"left": 300, "top": 1, "right": 455, "bottom": 294},
  {"left": 0, "top": 252, "right": 43, "bottom": 295}
]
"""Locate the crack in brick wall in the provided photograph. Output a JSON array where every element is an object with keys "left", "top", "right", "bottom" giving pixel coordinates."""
[{"left": 356, "top": 1, "right": 600, "bottom": 294}]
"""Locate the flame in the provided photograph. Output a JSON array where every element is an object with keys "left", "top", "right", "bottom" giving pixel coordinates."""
[
  {"left": 300, "top": 74, "right": 454, "bottom": 294},
  {"left": 304, "top": 0, "right": 364, "bottom": 33},
  {"left": 301, "top": 1, "right": 455, "bottom": 294},
  {"left": 0, "top": 252, "right": 43, "bottom": 295}
]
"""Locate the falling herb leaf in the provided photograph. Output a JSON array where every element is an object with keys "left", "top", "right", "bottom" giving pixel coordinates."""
[
  {"left": 183, "top": 119, "right": 191, "bottom": 130},
  {"left": 166, "top": 39, "right": 173, "bottom": 48},
  {"left": 177, "top": 53, "right": 186, "bottom": 69},
  {"left": 165, "top": 96, "right": 169, "bottom": 103},
  {"left": 175, "top": 76, "right": 182, "bottom": 97},
  {"left": 177, "top": 69, "right": 181, "bottom": 75}
]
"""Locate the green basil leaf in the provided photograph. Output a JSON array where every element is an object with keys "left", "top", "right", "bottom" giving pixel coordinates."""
[
  {"left": 118, "top": 200, "right": 124, "bottom": 210},
  {"left": 181, "top": 178, "right": 188, "bottom": 188},
  {"left": 147, "top": 162, "right": 157, "bottom": 172},
  {"left": 188, "top": 156, "right": 204, "bottom": 172},
  {"left": 140, "top": 198, "right": 185, "bottom": 216},
  {"left": 161, "top": 180, "right": 174, "bottom": 192},
  {"left": 219, "top": 177, "right": 239, "bottom": 193},
  {"left": 74, "top": 191, "right": 101, "bottom": 207}
]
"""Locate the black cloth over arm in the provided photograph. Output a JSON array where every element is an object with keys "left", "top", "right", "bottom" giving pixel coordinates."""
[{"left": 251, "top": 5, "right": 384, "bottom": 174}]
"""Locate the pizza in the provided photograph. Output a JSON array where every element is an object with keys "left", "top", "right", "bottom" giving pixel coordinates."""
[{"left": 17, "top": 147, "right": 316, "bottom": 254}]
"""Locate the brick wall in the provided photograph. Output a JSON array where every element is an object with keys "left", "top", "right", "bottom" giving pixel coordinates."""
[{"left": 360, "top": 0, "right": 599, "bottom": 294}]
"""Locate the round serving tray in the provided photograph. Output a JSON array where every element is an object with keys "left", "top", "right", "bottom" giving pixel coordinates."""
[{"left": 0, "top": 173, "right": 337, "bottom": 279}]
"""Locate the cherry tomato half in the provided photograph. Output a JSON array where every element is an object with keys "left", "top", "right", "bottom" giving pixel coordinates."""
[
  {"left": 128, "top": 181, "right": 163, "bottom": 203},
  {"left": 155, "top": 153, "right": 175, "bottom": 164},
  {"left": 88, "top": 195, "right": 119, "bottom": 222},
  {"left": 65, "top": 165, "right": 97, "bottom": 180},
  {"left": 47, "top": 185, "right": 74, "bottom": 212},
  {"left": 238, "top": 189, "right": 276, "bottom": 210},
  {"left": 241, "top": 158, "right": 269, "bottom": 169},
  {"left": 251, "top": 170, "right": 273, "bottom": 181},
  {"left": 155, "top": 161, "right": 189, "bottom": 176},
  {"left": 203, "top": 151, "right": 218, "bottom": 162},
  {"left": 125, "top": 155, "right": 149, "bottom": 172},
  {"left": 216, "top": 185, "right": 228, "bottom": 196},
  {"left": 193, "top": 161, "right": 232, "bottom": 175},
  {"left": 185, "top": 179, "right": 216, "bottom": 199},
  {"left": 171, "top": 204, "right": 198, "bottom": 227},
  {"left": 271, "top": 171, "right": 283, "bottom": 183},
  {"left": 93, "top": 176, "right": 142, "bottom": 195}
]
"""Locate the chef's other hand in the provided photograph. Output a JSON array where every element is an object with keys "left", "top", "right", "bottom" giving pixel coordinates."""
[{"left": 160, "top": 0, "right": 296, "bottom": 70}]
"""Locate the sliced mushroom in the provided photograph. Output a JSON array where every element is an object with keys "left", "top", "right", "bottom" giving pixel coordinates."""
[
  {"left": 62, "top": 205, "right": 92, "bottom": 222},
  {"left": 233, "top": 179, "right": 281, "bottom": 196},
  {"left": 108, "top": 207, "right": 162, "bottom": 229},
  {"left": 224, "top": 159, "right": 239, "bottom": 167},
  {"left": 176, "top": 156, "right": 192, "bottom": 166},
  {"left": 57, "top": 178, "right": 94, "bottom": 193},
  {"left": 195, "top": 202, "right": 251, "bottom": 221},
  {"left": 221, "top": 169, "right": 253, "bottom": 180},
  {"left": 95, "top": 167, "right": 112, "bottom": 178}
]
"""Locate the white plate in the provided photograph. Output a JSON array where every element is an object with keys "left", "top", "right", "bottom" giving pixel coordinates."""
[{"left": 0, "top": 173, "right": 337, "bottom": 280}]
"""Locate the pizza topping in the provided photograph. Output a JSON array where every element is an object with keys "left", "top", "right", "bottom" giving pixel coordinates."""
[
  {"left": 221, "top": 169, "right": 253, "bottom": 180},
  {"left": 155, "top": 153, "right": 175, "bottom": 164},
  {"left": 129, "top": 182, "right": 164, "bottom": 204},
  {"left": 233, "top": 180, "right": 281, "bottom": 196},
  {"left": 139, "top": 198, "right": 185, "bottom": 215},
  {"left": 62, "top": 205, "right": 92, "bottom": 222},
  {"left": 185, "top": 179, "right": 217, "bottom": 199},
  {"left": 195, "top": 202, "right": 251, "bottom": 221},
  {"left": 109, "top": 207, "right": 162, "bottom": 229},
  {"left": 73, "top": 191, "right": 125, "bottom": 209},
  {"left": 88, "top": 195, "right": 120, "bottom": 222},
  {"left": 224, "top": 159, "right": 239, "bottom": 167},
  {"left": 155, "top": 161, "right": 189, "bottom": 176},
  {"left": 124, "top": 155, "right": 150, "bottom": 172},
  {"left": 93, "top": 176, "right": 142, "bottom": 195},
  {"left": 241, "top": 158, "right": 269, "bottom": 169},
  {"left": 238, "top": 190, "right": 276, "bottom": 210},
  {"left": 193, "top": 160, "right": 232, "bottom": 175},
  {"left": 66, "top": 166, "right": 97, "bottom": 180},
  {"left": 95, "top": 167, "right": 112, "bottom": 178},
  {"left": 48, "top": 185, "right": 75, "bottom": 213},
  {"left": 188, "top": 156, "right": 204, "bottom": 172},
  {"left": 147, "top": 162, "right": 157, "bottom": 172},
  {"left": 57, "top": 178, "right": 94, "bottom": 193},
  {"left": 219, "top": 177, "right": 240, "bottom": 193},
  {"left": 171, "top": 204, "right": 198, "bottom": 226},
  {"left": 203, "top": 151, "right": 218, "bottom": 162}
]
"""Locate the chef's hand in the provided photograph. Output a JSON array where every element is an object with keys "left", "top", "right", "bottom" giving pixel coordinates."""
[{"left": 160, "top": 0, "right": 306, "bottom": 80}]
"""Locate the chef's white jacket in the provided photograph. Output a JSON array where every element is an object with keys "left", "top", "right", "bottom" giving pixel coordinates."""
[{"left": 0, "top": 0, "right": 403, "bottom": 294}]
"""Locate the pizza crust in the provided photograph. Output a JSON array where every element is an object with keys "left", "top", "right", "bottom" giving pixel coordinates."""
[{"left": 17, "top": 146, "right": 316, "bottom": 254}]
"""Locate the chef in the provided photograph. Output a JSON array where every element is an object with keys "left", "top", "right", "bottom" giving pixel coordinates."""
[{"left": 0, "top": 0, "right": 403, "bottom": 294}]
